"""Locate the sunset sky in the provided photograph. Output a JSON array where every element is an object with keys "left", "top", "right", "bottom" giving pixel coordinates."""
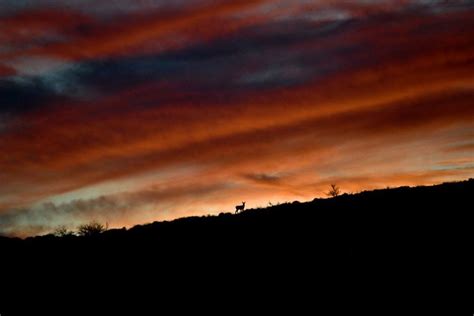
[{"left": 1, "top": 0, "right": 473, "bottom": 236}]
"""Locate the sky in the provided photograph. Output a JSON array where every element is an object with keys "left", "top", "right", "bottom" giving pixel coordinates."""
[{"left": 0, "top": 0, "right": 473, "bottom": 237}]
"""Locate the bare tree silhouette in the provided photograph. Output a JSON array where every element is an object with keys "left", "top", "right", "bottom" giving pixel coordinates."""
[{"left": 326, "top": 184, "right": 340, "bottom": 198}]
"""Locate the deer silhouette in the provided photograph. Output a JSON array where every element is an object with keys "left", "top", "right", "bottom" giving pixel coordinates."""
[{"left": 235, "top": 201, "right": 246, "bottom": 214}]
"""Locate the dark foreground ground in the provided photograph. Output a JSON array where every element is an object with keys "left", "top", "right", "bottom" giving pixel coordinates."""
[{"left": 1, "top": 179, "right": 472, "bottom": 313}]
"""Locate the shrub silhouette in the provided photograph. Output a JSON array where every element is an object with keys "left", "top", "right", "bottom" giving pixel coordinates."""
[
  {"left": 53, "top": 225, "right": 74, "bottom": 237},
  {"left": 77, "top": 221, "right": 107, "bottom": 237}
]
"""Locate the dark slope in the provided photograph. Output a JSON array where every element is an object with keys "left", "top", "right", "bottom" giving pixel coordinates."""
[
  {"left": 2, "top": 179, "right": 472, "bottom": 262},
  {"left": 5, "top": 178, "right": 472, "bottom": 251},
  {"left": 1, "top": 179, "right": 472, "bottom": 312}
]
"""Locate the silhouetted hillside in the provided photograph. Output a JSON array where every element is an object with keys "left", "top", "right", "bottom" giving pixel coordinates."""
[{"left": 1, "top": 179, "right": 472, "bottom": 313}]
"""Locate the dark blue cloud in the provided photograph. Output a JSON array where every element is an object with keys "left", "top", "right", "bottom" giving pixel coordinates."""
[
  {"left": 0, "top": 77, "right": 65, "bottom": 115},
  {"left": 0, "top": 17, "right": 357, "bottom": 119},
  {"left": 63, "top": 19, "right": 355, "bottom": 95}
]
